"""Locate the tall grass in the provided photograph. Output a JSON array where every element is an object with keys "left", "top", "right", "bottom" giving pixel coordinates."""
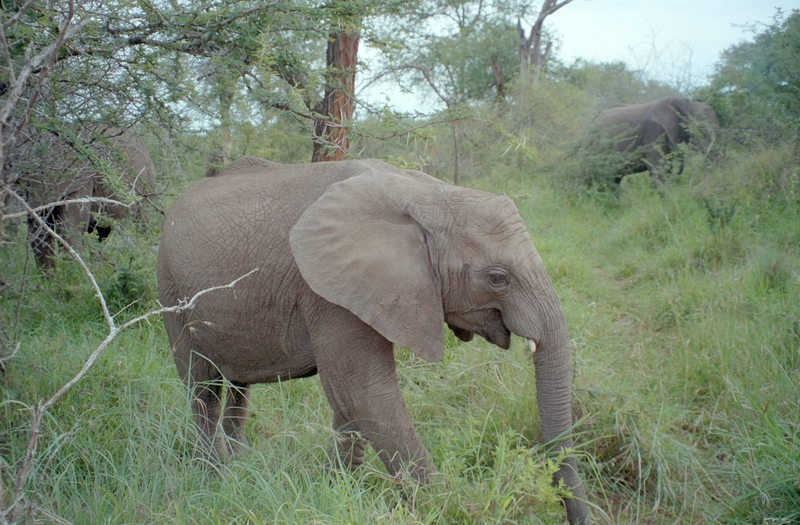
[{"left": 2, "top": 141, "right": 798, "bottom": 524}]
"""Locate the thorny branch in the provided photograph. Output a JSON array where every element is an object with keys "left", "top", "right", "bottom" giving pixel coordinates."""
[{"left": 397, "top": 63, "right": 459, "bottom": 108}]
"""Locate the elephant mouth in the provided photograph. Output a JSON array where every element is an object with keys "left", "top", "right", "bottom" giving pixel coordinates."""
[
  {"left": 485, "top": 311, "right": 512, "bottom": 349},
  {"left": 445, "top": 309, "right": 511, "bottom": 350}
]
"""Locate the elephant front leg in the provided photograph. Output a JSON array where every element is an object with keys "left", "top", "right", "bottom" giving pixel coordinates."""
[{"left": 311, "top": 307, "right": 436, "bottom": 482}]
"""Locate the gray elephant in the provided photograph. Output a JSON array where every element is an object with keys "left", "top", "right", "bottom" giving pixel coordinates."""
[
  {"left": 21, "top": 127, "right": 157, "bottom": 267},
  {"left": 592, "top": 96, "right": 719, "bottom": 183},
  {"left": 157, "top": 157, "right": 590, "bottom": 524}
]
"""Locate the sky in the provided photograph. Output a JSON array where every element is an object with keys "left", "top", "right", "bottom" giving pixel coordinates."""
[
  {"left": 360, "top": 1, "right": 797, "bottom": 111},
  {"left": 548, "top": 0, "right": 796, "bottom": 87}
]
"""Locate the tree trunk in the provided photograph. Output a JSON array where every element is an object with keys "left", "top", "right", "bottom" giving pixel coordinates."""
[
  {"left": 535, "top": 41, "right": 553, "bottom": 83},
  {"left": 451, "top": 119, "right": 460, "bottom": 186},
  {"left": 518, "top": 19, "right": 531, "bottom": 78},
  {"left": 206, "top": 86, "right": 233, "bottom": 177},
  {"left": 312, "top": 24, "right": 360, "bottom": 163},
  {"left": 518, "top": 0, "right": 574, "bottom": 84},
  {"left": 491, "top": 57, "right": 506, "bottom": 103}
]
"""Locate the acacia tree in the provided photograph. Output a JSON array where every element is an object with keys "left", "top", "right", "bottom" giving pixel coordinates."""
[
  {"left": 0, "top": 1, "right": 363, "bottom": 519},
  {"left": 705, "top": 8, "right": 800, "bottom": 143},
  {"left": 371, "top": 0, "right": 520, "bottom": 183}
]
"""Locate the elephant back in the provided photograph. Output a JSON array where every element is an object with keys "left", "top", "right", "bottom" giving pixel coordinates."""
[
  {"left": 106, "top": 131, "right": 157, "bottom": 195},
  {"left": 216, "top": 156, "right": 281, "bottom": 175}
]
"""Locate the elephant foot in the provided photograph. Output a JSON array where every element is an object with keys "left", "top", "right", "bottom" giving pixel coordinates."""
[
  {"left": 326, "top": 430, "right": 366, "bottom": 471},
  {"left": 190, "top": 434, "right": 223, "bottom": 465},
  {"left": 390, "top": 455, "right": 439, "bottom": 485},
  {"left": 223, "top": 435, "right": 249, "bottom": 460}
]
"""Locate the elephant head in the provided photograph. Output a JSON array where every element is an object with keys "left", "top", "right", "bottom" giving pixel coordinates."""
[
  {"left": 685, "top": 101, "right": 721, "bottom": 154},
  {"left": 290, "top": 169, "right": 562, "bottom": 357},
  {"left": 644, "top": 97, "right": 719, "bottom": 149},
  {"left": 159, "top": 158, "right": 589, "bottom": 524}
]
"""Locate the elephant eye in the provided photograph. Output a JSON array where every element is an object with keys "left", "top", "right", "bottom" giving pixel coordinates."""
[{"left": 489, "top": 272, "right": 509, "bottom": 287}]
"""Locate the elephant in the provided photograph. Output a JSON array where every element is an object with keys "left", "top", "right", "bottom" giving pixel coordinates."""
[
  {"left": 591, "top": 96, "right": 719, "bottom": 184},
  {"left": 157, "top": 156, "right": 590, "bottom": 524},
  {"left": 20, "top": 126, "right": 157, "bottom": 267}
]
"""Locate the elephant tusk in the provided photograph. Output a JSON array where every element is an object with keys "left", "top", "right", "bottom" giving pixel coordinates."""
[{"left": 527, "top": 339, "right": 537, "bottom": 353}]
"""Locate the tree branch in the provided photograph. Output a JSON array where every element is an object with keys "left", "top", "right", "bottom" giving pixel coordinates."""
[{"left": 1, "top": 194, "right": 131, "bottom": 221}]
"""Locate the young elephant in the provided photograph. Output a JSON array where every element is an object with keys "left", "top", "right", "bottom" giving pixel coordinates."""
[{"left": 157, "top": 157, "right": 590, "bottom": 524}]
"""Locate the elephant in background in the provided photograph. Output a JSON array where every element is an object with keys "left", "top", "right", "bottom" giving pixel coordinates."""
[
  {"left": 591, "top": 96, "right": 720, "bottom": 183},
  {"left": 158, "top": 157, "right": 590, "bottom": 524},
  {"left": 18, "top": 126, "right": 157, "bottom": 267}
]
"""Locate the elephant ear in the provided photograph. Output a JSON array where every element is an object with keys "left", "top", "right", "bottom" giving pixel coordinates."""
[
  {"left": 656, "top": 97, "right": 693, "bottom": 145},
  {"left": 289, "top": 171, "right": 445, "bottom": 362},
  {"left": 640, "top": 116, "right": 670, "bottom": 147}
]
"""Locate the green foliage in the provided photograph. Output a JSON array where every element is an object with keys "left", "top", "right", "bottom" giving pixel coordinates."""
[
  {"left": 704, "top": 8, "right": 800, "bottom": 143},
  {"left": 556, "top": 59, "right": 680, "bottom": 110},
  {"left": 410, "top": 19, "right": 519, "bottom": 105},
  {"left": 4, "top": 127, "right": 800, "bottom": 524},
  {"left": 376, "top": 0, "right": 523, "bottom": 108},
  {"left": 552, "top": 129, "right": 640, "bottom": 192}
]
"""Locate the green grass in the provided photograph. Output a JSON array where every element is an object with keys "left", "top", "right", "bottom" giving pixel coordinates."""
[{"left": 2, "top": 144, "right": 799, "bottom": 524}]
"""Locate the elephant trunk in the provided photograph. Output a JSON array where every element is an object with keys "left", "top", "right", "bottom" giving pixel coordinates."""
[
  {"left": 514, "top": 260, "right": 590, "bottom": 524},
  {"left": 532, "top": 323, "right": 590, "bottom": 524}
]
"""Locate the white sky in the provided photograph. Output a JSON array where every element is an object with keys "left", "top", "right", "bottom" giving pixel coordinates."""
[
  {"left": 548, "top": 0, "right": 796, "bottom": 87},
  {"left": 360, "top": 1, "right": 797, "bottom": 112}
]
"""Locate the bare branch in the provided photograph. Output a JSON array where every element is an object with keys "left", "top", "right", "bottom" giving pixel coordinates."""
[
  {"left": 1, "top": 0, "right": 37, "bottom": 30},
  {"left": 41, "top": 267, "right": 259, "bottom": 414},
  {"left": 13, "top": 6, "right": 89, "bottom": 141},
  {"left": 1, "top": 195, "right": 131, "bottom": 221},
  {"left": 0, "top": 343, "right": 19, "bottom": 373},
  {"left": 356, "top": 117, "right": 455, "bottom": 141},
  {"left": 537, "top": 0, "right": 575, "bottom": 23},
  {"left": 0, "top": 0, "right": 89, "bottom": 188},
  {"left": 396, "top": 64, "right": 454, "bottom": 107}
]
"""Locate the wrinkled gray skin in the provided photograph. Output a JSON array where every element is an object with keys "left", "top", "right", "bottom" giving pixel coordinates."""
[
  {"left": 24, "top": 128, "right": 157, "bottom": 267},
  {"left": 595, "top": 96, "right": 719, "bottom": 183},
  {"left": 158, "top": 157, "right": 590, "bottom": 524}
]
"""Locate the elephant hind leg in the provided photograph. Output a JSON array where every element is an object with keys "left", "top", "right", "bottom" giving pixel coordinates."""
[
  {"left": 191, "top": 378, "right": 225, "bottom": 460},
  {"left": 221, "top": 381, "right": 251, "bottom": 457},
  {"left": 179, "top": 351, "right": 226, "bottom": 461}
]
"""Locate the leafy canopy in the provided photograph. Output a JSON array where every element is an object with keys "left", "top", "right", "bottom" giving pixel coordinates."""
[{"left": 705, "top": 8, "right": 800, "bottom": 140}]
